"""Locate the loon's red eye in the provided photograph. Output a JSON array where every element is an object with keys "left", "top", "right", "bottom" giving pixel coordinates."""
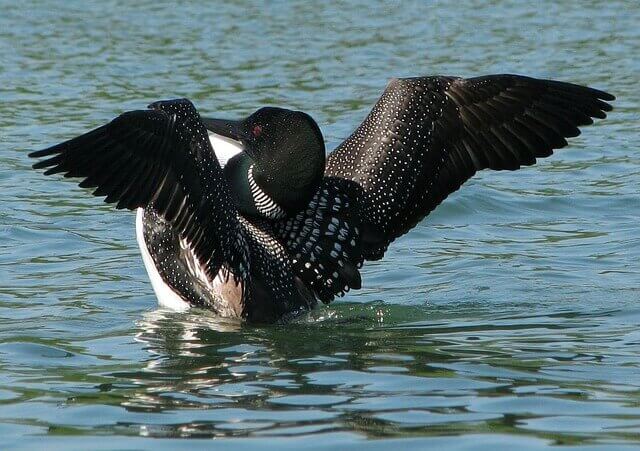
[{"left": 251, "top": 125, "right": 263, "bottom": 138}]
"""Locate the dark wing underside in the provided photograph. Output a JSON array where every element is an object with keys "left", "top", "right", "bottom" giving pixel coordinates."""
[
  {"left": 29, "top": 99, "right": 250, "bottom": 284},
  {"left": 325, "top": 74, "right": 614, "bottom": 260}
]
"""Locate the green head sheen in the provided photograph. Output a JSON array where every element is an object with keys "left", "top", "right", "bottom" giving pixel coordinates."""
[{"left": 241, "top": 107, "right": 326, "bottom": 213}]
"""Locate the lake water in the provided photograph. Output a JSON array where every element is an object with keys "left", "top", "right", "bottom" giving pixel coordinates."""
[{"left": 1, "top": 1, "right": 639, "bottom": 449}]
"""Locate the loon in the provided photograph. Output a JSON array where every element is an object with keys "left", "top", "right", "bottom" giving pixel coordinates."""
[{"left": 29, "top": 74, "right": 614, "bottom": 322}]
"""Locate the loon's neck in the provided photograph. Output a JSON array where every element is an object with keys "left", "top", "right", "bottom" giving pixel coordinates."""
[
  {"left": 247, "top": 164, "right": 286, "bottom": 219},
  {"left": 223, "top": 153, "right": 286, "bottom": 220}
]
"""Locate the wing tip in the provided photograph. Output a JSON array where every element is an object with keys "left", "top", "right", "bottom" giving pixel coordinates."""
[
  {"left": 31, "top": 155, "right": 62, "bottom": 172},
  {"left": 42, "top": 166, "right": 63, "bottom": 176},
  {"left": 28, "top": 147, "right": 57, "bottom": 159},
  {"left": 31, "top": 159, "right": 50, "bottom": 170},
  {"left": 595, "top": 90, "right": 615, "bottom": 102}
]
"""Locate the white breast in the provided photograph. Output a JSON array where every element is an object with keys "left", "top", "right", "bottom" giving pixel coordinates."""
[
  {"left": 136, "top": 208, "right": 244, "bottom": 315},
  {"left": 135, "top": 132, "right": 243, "bottom": 312},
  {"left": 208, "top": 132, "right": 243, "bottom": 167},
  {"left": 136, "top": 208, "right": 190, "bottom": 311}
]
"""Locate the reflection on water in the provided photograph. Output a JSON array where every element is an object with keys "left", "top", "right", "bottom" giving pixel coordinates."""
[
  {"left": 1, "top": 0, "right": 639, "bottom": 448},
  {"left": 5, "top": 305, "right": 633, "bottom": 444},
  {"left": 4, "top": 304, "right": 640, "bottom": 445}
]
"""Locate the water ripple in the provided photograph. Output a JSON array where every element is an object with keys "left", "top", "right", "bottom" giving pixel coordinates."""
[{"left": 1, "top": 0, "right": 639, "bottom": 448}]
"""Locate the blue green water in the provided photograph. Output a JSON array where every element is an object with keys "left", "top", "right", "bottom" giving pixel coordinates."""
[{"left": 1, "top": 1, "right": 639, "bottom": 449}]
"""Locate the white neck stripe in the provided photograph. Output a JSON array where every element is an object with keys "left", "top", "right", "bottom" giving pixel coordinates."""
[{"left": 248, "top": 165, "right": 286, "bottom": 219}]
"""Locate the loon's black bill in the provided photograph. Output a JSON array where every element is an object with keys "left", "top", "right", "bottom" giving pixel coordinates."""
[{"left": 201, "top": 117, "right": 244, "bottom": 141}]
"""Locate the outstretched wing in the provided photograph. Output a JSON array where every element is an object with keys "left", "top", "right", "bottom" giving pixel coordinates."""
[
  {"left": 325, "top": 75, "right": 614, "bottom": 260},
  {"left": 29, "top": 99, "right": 250, "bottom": 283}
]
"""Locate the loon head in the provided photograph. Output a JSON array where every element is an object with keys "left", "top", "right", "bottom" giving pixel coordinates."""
[{"left": 205, "top": 107, "right": 326, "bottom": 218}]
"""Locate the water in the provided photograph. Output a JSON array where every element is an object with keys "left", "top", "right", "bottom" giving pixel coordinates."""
[{"left": 1, "top": 0, "right": 639, "bottom": 449}]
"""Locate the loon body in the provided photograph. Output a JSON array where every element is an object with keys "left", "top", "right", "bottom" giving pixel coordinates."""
[
  {"left": 30, "top": 74, "right": 614, "bottom": 322},
  {"left": 134, "top": 130, "right": 244, "bottom": 312}
]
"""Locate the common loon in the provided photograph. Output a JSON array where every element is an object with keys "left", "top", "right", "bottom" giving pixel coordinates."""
[{"left": 30, "top": 74, "right": 614, "bottom": 322}]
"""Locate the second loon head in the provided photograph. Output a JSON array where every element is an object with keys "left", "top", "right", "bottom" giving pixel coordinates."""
[{"left": 204, "top": 107, "right": 326, "bottom": 217}]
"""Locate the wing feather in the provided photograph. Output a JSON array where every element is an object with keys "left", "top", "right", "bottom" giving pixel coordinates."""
[
  {"left": 326, "top": 74, "right": 613, "bottom": 260},
  {"left": 30, "top": 99, "right": 250, "bottom": 284}
]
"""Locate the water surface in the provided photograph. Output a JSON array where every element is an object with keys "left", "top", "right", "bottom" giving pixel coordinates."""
[{"left": 1, "top": 1, "right": 639, "bottom": 449}]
